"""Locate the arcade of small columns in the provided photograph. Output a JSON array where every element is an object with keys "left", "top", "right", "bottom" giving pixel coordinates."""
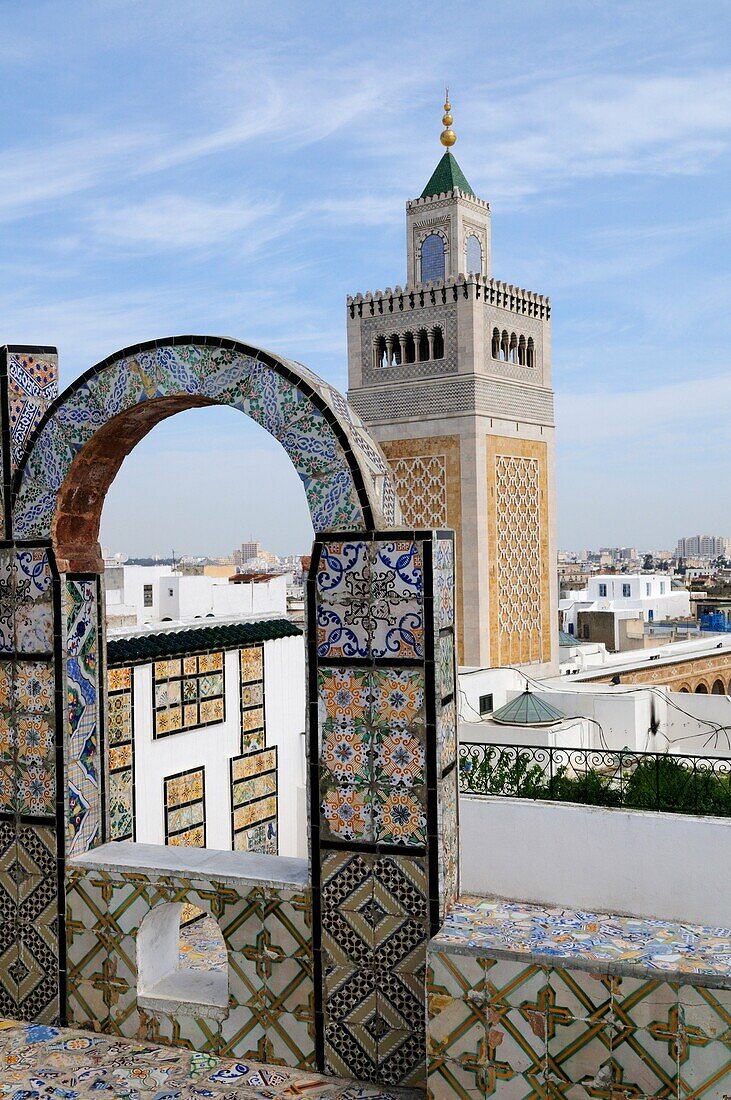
[
  {"left": 372, "top": 325, "right": 445, "bottom": 368},
  {"left": 585, "top": 651, "right": 731, "bottom": 694}
]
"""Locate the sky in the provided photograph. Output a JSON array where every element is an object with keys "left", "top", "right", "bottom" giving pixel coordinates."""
[{"left": 2, "top": 0, "right": 731, "bottom": 556}]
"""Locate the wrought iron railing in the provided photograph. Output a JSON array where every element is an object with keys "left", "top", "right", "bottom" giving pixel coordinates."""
[{"left": 458, "top": 742, "right": 731, "bottom": 817}]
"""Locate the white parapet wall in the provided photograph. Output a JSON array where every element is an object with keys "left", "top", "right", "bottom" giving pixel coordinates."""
[{"left": 460, "top": 794, "right": 731, "bottom": 927}]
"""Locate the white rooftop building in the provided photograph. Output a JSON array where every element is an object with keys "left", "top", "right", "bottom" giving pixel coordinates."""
[
  {"left": 105, "top": 564, "right": 288, "bottom": 630},
  {"left": 560, "top": 573, "right": 690, "bottom": 650}
]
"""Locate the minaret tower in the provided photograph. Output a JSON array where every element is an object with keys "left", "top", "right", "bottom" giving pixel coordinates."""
[{"left": 347, "top": 93, "right": 557, "bottom": 673}]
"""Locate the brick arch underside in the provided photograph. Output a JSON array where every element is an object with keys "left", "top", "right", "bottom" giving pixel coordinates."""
[
  {"left": 54, "top": 395, "right": 213, "bottom": 572},
  {"left": 11, "top": 340, "right": 400, "bottom": 570}
]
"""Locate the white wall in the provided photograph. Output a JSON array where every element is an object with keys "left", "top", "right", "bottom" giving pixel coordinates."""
[
  {"left": 131, "top": 635, "right": 306, "bottom": 857},
  {"left": 460, "top": 795, "right": 731, "bottom": 926},
  {"left": 665, "top": 689, "right": 731, "bottom": 757},
  {"left": 261, "top": 633, "right": 307, "bottom": 857}
]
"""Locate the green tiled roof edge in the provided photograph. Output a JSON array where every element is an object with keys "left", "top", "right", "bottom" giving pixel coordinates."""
[
  {"left": 107, "top": 617, "right": 302, "bottom": 666},
  {"left": 420, "top": 151, "right": 475, "bottom": 198}
]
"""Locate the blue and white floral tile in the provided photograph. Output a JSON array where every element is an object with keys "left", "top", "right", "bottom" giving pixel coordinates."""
[{"left": 317, "top": 542, "right": 371, "bottom": 605}]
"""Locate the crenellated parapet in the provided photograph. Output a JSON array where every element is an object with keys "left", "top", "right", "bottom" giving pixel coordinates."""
[
  {"left": 406, "top": 186, "right": 490, "bottom": 212},
  {"left": 347, "top": 273, "right": 550, "bottom": 321}
]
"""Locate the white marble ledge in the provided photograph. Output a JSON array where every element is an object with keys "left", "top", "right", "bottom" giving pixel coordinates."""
[{"left": 70, "top": 841, "right": 310, "bottom": 890}]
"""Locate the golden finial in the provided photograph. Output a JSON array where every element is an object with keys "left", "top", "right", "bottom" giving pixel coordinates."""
[{"left": 440, "top": 86, "right": 457, "bottom": 148}]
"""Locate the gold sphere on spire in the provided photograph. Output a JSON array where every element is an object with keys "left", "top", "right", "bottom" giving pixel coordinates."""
[{"left": 440, "top": 87, "right": 457, "bottom": 147}]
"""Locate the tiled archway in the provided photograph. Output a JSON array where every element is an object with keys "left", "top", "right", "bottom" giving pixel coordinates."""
[{"left": 0, "top": 339, "right": 458, "bottom": 1089}]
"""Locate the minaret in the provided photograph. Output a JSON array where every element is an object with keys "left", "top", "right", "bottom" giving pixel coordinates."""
[{"left": 347, "top": 93, "right": 557, "bottom": 673}]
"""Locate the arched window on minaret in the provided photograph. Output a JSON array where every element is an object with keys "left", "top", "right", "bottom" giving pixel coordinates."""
[
  {"left": 374, "top": 336, "right": 387, "bottom": 369},
  {"left": 509, "top": 333, "right": 518, "bottom": 364},
  {"left": 418, "top": 329, "right": 430, "bottom": 362},
  {"left": 421, "top": 234, "right": 445, "bottom": 282},
  {"left": 518, "top": 335, "right": 526, "bottom": 365},
  {"left": 527, "top": 337, "right": 535, "bottom": 368},
  {"left": 491, "top": 328, "right": 500, "bottom": 359},
  {"left": 404, "top": 333, "right": 416, "bottom": 363},
  {"left": 433, "top": 326, "right": 445, "bottom": 359},
  {"left": 466, "top": 234, "right": 482, "bottom": 274},
  {"left": 500, "top": 330, "right": 509, "bottom": 361}
]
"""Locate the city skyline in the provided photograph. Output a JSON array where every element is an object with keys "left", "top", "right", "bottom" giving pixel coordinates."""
[{"left": 3, "top": 1, "right": 730, "bottom": 552}]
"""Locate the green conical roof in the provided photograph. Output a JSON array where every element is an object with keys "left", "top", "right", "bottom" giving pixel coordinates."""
[
  {"left": 491, "top": 690, "right": 565, "bottom": 727},
  {"left": 420, "top": 151, "right": 474, "bottom": 198}
]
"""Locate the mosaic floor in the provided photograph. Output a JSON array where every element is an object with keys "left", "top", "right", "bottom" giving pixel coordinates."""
[
  {"left": 436, "top": 895, "right": 731, "bottom": 982},
  {"left": 0, "top": 1021, "right": 420, "bottom": 1100},
  {"left": 179, "top": 915, "right": 228, "bottom": 972}
]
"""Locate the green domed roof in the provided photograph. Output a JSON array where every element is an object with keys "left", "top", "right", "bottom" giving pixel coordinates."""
[{"left": 491, "top": 690, "right": 565, "bottom": 727}]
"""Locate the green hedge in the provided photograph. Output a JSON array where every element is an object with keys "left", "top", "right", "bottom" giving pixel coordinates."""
[{"left": 459, "top": 747, "right": 731, "bottom": 817}]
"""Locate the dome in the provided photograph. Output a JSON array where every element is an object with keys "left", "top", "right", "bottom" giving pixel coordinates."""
[{"left": 491, "top": 690, "right": 565, "bottom": 727}]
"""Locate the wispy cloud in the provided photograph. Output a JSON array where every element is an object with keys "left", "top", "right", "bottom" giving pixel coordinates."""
[
  {"left": 86, "top": 194, "right": 280, "bottom": 251},
  {"left": 464, "top": 69, "right": 731, "bottom": 204}
]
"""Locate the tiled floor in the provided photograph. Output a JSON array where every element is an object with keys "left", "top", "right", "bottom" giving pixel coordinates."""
[
  {"left": 0, "top": 1021, "right": 420, "bottom": 1099},
  {"left": 436, "top": 895, "right": 731, "bottom": 981},
  {"left": 179, "top": 914, "right": 228, "bottom": 971}
]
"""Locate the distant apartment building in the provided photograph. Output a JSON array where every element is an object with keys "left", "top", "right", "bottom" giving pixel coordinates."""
[{"left": 676, "top": 534, "right": 731, "bottom": 559}]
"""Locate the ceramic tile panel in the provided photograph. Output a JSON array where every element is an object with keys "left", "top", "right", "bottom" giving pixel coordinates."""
[
  {"left": 15, "top": 549, "right": 53, "bottom": 653},
  {"left": 439, "top": 772, "right": 459, "bottom": 912},
  {"left": 311, "top": 529, "right": 456, "bottom": 1088},
  {"left": 316, "top": 541, "right": 371, "bottom": 659},
  {"left": 435, "top": 896, "right": 731, "bottom": 981},
  {"left": 66, "top": 578, "right": 101, "bottom": 857},
  {"left": 107, "top": 665, "right": 134, "bottom": 841},
  {"left": 164, "top": 766, "right": 206, "bottom": 846},
  {"left": 437, "top": 631, "right": 455, "bottom": 701},
  {"left": 371, "top": 541, "right": 424, "bottom": 659},
  {"left": 154, "top": 650, "right": 225, "bottom": 737},
  {"left": 239, "top": 643, "right": 265, "bottom": 752},
  {"left": 230, "top": 747, "right": 278, "bottom": 854},
  {"left": 435, "top": 536, "right": 455, "bottom": 630},
  {"left": 7, "top": 350, "right": 58, "bottom": 475},
  {"left": 438, "top": 697, "right": 457, "bottom": 774}
]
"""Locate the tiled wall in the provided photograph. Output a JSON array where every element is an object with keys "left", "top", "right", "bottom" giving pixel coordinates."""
[
  {"left": 107, "top": 667, "right": 134, "bottom": 841},
  {"left": 427, "top": 950, "right": 731, "bottom": 1098},
  {"left": 308, "top": 530, "right": 458, "bottom": 1088},
  {"left": 240, "top": 644, "right": 265, "bottom": 752},
  {"left": 163, "top": 766, "right": 206, "bottom": 846},
  {"left": 231, "top": 746, "right": 278, "bottom": 853},
  {"left": 65, "top": 577, "right": 102, "bottom": 858},
  {"left": 153, "top": 652, "right": 225, "bottom": 737},
  {"left": 66, "top": 862, "right": 315, "bottom": 1068},
  {"left": 0, "top": 545, "right": 61, "bottom": 1023}
]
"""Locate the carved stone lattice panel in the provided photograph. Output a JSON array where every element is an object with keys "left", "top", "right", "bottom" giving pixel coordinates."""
[
  {"left": 486, "top": 436, "right": 550, "bottom": 667},
  {"left": 389, "top": 455, "right": 447, "bottom": 528}
]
